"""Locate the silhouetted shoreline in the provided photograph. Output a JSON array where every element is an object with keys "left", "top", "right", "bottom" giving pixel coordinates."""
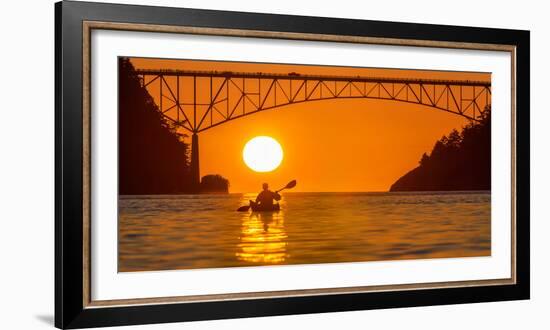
[{"left": 390, "top": 107, "right": 491, "bottom": 192}]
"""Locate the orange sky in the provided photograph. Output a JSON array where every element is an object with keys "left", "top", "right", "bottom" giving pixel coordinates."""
[{"left": 129, "top": 57, "right": 490, "bottom": 193}]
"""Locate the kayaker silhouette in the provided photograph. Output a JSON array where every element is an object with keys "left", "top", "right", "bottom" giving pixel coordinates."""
[
  {"left": 237, "top": 180, "right": 296, "bottom": 212},
  {"left": 255, "top": 183, "right": 281, "bottom": 209}
]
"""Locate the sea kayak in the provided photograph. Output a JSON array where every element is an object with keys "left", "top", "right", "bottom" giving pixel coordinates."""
[{"left": 249, "top": 201, "right": 280, "bottom": 212}]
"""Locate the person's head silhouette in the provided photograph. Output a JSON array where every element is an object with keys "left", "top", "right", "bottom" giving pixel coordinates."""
[{"left": 262, "top": 183, "right": 269, "bottom": 191}]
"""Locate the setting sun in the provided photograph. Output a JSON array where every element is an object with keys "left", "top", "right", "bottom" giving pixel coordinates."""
[{"left": 243, "top": 136, "right": 283, "bottom": 172}]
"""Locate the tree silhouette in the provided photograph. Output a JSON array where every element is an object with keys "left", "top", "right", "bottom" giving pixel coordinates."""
[
  {"left": 390, "top": 106, "right": 491, "bottom": 192},
  {"left": 118, "top": 58, "right": 192, "bottom": 194},
  {"left": 200, "top": 174, "right": 230, "bottom": 194}
]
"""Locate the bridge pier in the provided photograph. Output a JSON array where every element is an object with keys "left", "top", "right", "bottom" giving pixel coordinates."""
[{"left": 190, "top": 133, "right": 200, "bottom": 193}]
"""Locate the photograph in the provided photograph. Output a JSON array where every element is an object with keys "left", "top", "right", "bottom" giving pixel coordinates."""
[{"left": 118, "top": 57, "right": 492, "bottom": 272}]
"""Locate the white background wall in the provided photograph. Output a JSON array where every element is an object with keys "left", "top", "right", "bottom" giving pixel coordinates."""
[{"left": 0, "top": 0, "right": 546, "bottom": 329}]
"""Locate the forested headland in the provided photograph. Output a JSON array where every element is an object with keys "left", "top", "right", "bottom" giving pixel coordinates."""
[
  {"left": 390, "top": 107, "right": 491, "bottom": 192},
  {"left": 118, "top": 58, "right": 229, "bottom": 194}
]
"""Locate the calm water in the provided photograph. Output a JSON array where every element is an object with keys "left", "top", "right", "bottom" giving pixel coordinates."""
[{"left": 119, "top": 191, "right": 490, "bottom": 272}]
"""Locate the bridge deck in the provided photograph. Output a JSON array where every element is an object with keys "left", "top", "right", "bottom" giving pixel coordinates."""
[{"left": 135, "top": 69, "right": 491, "bottom": 87}]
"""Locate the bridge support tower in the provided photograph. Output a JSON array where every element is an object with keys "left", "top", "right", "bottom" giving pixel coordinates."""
[{"left": 190, "top": 133, "right": 200, "bottom": 192}]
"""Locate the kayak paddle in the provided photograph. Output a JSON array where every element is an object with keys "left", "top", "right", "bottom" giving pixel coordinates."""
[
  {"left": 276, "top": 179, "right": 297, "bottom": 193},
  {"left": 236, "top": 205, "right": 251, "bottom": 212},
  {"left": 236, "top": 180, "right": 297, "bottom": 212}
]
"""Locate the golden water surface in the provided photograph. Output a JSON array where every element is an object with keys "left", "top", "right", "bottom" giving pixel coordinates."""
[{"left": 119, "top": 191, "right": 490, "bottom": 272}]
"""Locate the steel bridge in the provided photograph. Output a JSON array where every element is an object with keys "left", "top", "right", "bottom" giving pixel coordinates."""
[{"left": 135, "top": 69, "right": 491, "bottom": 188}]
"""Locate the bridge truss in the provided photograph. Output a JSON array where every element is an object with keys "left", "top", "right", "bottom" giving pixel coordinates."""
[
  {"left": 134, "top": 69, "right": 491, "bottom": 188},
  {"left": 136, "top": 69, "right": 491, "bottom": 134}
]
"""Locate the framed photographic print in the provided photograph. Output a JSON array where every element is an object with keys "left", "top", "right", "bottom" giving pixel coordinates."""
[{"left": 55, "top": 1, "right": 530, "bottom": 328}]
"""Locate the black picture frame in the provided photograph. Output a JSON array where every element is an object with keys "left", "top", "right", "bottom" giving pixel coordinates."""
[{"left": 55, "top": 1, "right": 530, "bottom": 328}]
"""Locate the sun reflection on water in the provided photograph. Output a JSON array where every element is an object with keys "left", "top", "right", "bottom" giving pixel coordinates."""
[{"left": 235, "top": 193, "right": 288, "bottom": 264}]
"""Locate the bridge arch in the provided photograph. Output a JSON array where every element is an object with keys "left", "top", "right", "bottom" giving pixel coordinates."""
[{"left": 135, "top": 69, "right": 491, "bottom": 187}]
